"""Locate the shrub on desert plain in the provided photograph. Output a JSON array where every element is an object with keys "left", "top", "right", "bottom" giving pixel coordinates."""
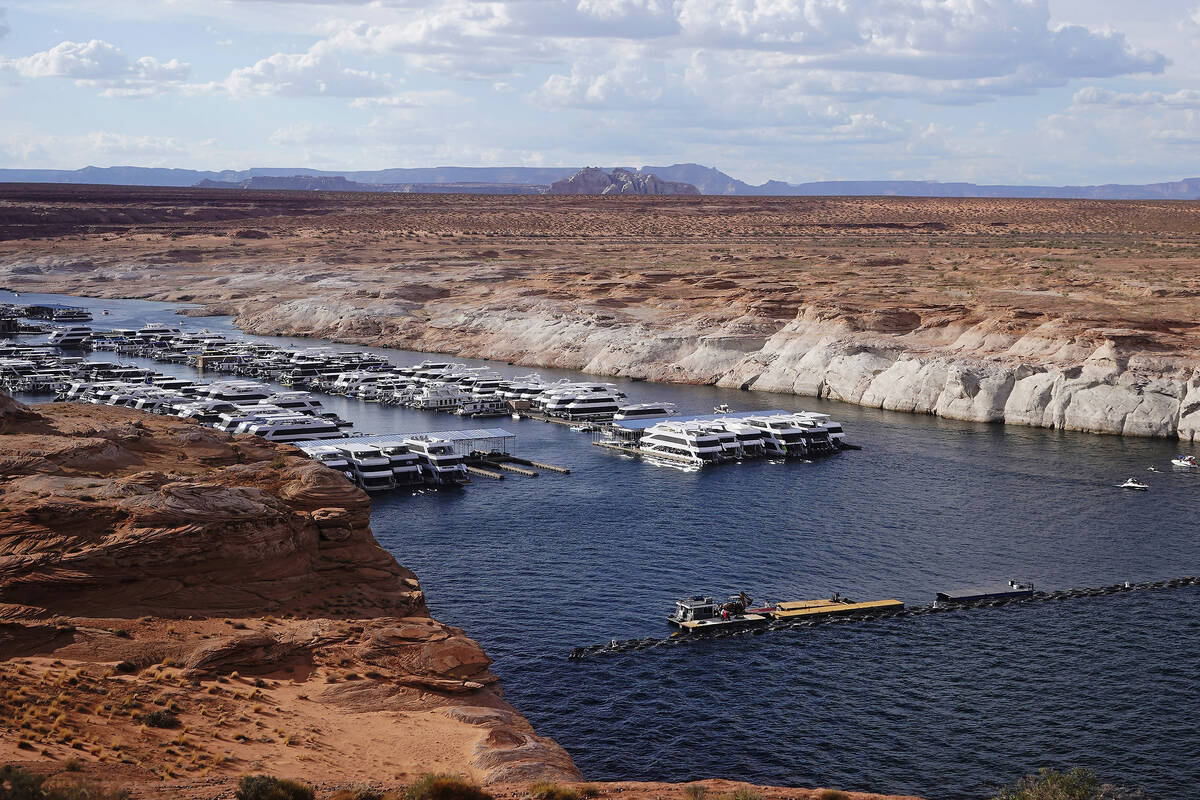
[
  {"left": 0, "top": 765, "right": 131, "bottom": 800},
  {"left": 324, "top": 789, "right": 393, "bottom": 800},
  {"left": 140, "top": 710, "right": 180, "bottom": 729},
  {"left": 235, "top": 774, "right": 316, "bottom": 800},
  {"left": 682, "top": 785, "right": 708, "bottom": 800},
  {"left": 721, "top": 789, "right": 761, "bottom": 800},
  {"left": 991, "top": 768, "right": 1150, "bottom": 800},
  {"left": 527, "top": 782, "right": 579, "bottom": 800},
  {"left": 405, "top": 773, "right": 493, "bottom": 800},
  {"left": 818, "top": 791, "right": 850, "bottom": 800}
]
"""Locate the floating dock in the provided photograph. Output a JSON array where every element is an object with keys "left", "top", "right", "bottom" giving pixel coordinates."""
[
  {"left": 296, "top": 428, "right": 571, "bottom": 491},
  {"left": 769, "top": 598, "right": 904, "bottom": 620},
  {"left": 569, "top": 576, "right": 1200, "bottom": 660}
]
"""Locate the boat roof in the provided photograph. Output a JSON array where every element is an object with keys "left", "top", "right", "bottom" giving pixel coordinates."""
[
  {"left": 936, "top": 584, "right": 1033, "bottom": 599},
  {"left": 617, "top": 409, "right": 809, "bottom": 431}
]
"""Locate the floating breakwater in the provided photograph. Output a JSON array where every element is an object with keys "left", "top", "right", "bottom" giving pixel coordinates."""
[{"left": 569, "top": 576, "right": 1200, "bottom": 659}]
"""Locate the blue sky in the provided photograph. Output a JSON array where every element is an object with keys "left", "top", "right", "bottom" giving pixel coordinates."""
[{"left": 1, "top": 0, "right": 1198, "bottom": 185}]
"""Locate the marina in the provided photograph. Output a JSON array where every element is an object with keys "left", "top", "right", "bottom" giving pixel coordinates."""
[{"left": 1, "top": 314, "right": 857, "bottom": 478}]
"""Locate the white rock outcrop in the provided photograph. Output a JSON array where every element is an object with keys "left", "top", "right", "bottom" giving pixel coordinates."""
[
  {"left": 546, "top": 167, "right": 700, "bottom": 196},
  {"left": 232, "top": 298, "right": 1200, "bottom": 442}
]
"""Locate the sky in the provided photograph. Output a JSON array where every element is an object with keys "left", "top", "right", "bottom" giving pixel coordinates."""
[{"left": 1, "top": 0, "right": 1199, "bottom": 185}]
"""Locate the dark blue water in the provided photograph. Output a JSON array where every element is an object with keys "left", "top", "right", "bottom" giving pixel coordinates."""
[{"left": 9, "top": 292, "right": 1200, "bottom": 799}]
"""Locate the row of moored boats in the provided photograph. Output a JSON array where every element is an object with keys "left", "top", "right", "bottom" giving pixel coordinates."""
[
  {"left": 32, "top": 324, "right": 677, "bottom": 422},
  {"left": 627, "top": 412, "right": 847, "bottom": 466}
]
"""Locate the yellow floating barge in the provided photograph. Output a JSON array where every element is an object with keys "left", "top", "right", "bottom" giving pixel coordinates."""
[{"left": 769, "top": 598, "right": 904, "bottom": 620}]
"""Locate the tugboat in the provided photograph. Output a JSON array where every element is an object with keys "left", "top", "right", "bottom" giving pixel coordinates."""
[
  {"left": 1119, "top": 477, "right": 1149, "bottom": 491},
  {"left": 667, "top": 592, "right": 768, "bottom": 633}
]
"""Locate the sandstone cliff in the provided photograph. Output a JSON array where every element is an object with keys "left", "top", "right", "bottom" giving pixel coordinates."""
[
  {"left": 0, "top": 397, "right": 579, "bottom": 792},
  {"left": 546, "top": 167, "right": 699, "bottom": 196}
]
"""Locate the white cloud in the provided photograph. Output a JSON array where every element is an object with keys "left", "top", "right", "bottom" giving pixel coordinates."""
[
  {"left": 348, "top": 89, "right": 458, "bottom": 108},
  {"left": 1, "top": 39, "right": 190, "bottom": 96},
  {"left": 0, "top": 130, "right": 191, "bottom": 166},
  {"left": 314, "top": 0, "right": 1166, "bottom": 98},
  {"left": 268, "top": 122, "right": 349, "bottom": 146},
  {"left": 7, "top": 40, "right": 129, "bottom": 79},
  {"left": 1073, "top": 86, "right": 1200, "bottom": 109},
  {"left": 213, "top": 47, "right": 393, "bottom": 97},
  {"left": 534, "top": 46, "right": 672, "bottom": 109}
]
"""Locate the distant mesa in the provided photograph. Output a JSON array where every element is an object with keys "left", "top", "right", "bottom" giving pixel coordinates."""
[
  {"left": 3, "top": 162, "right": 1200, "bottom": 199},
  {"left": 546, "top": 167, "right": 699, "bottom": 196},
  {"left": 195, "top": 175, "right": 364, "bottom": 191},
  {"left": 194, "top": 174, "right": 544, "bottom": 195}
]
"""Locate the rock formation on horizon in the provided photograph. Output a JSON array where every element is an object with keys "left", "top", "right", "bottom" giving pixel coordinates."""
[{"left": 546, "top": 167, "right": 699, "bottom": 196}]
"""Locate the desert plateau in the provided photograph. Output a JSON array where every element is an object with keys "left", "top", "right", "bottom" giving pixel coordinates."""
[{"left": 2, "top": 185, "right": 1199, "bottom": 439}]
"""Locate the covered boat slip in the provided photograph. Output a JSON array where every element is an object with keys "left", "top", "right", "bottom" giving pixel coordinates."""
[
  {"left": 934, "top": 581, "right": 1034, "bottom": 604},
  {"left": 330, "top": 428, "right": 515, "bottom": 456},
  {"left": 610, "top": 409, "right": 798, "bottom": 433}
]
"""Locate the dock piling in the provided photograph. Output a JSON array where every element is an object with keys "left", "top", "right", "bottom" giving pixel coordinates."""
[
  {"left": 493, "top": 462, "right": 538, "bottom": 477},
  {"left": 465, "top": 466, "right": 504, "bottom": 480}
]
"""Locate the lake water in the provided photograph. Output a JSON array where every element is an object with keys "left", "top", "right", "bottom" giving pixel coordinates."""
[{"left": 7, "top": 292, "right": 1199, "bottom": 799}]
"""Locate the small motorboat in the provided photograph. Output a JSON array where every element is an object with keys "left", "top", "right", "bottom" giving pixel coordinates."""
[
  {"left": 1119, "top": 478, "right": 1149, "bottom": 491},
  {"left": 668, "top": 593, "right": 768, "bottom": 633},
  {"left": 569, "top": 424, "right": 595, "bottom": 433},
  {"left": 1171, "top": 455, "right": 1197, "bottom": 468},
  {"left": 714, "top": 403, "right": 732, "bottom": 413},
  {"left": 511, "top": 413, "right": 522, "bottom": 420}
]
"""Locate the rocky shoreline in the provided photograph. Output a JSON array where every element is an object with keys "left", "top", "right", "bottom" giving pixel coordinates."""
[
  {"left": 230, "top": 297, "right": 1200, "bottom": 441},
  {"left": 0, "top": 394, "right": 579, "bottom": 793}
]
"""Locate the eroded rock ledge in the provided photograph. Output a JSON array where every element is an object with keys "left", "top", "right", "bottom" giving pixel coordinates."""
[
  {"left": 0, "top": 397, "right": 580, "bottom": 790},
  {"left": 233, "top": 298, "right": 1200, "bottom": 441}
]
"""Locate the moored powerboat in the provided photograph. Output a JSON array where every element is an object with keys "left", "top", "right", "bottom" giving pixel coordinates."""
[{"left": 667, "top": 593, "right": 768, "bottom": 632}]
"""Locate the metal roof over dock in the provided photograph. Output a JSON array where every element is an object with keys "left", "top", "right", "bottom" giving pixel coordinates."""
[
  {"left": 302, "top": 428, "right": 516, "bottom": 455},
  {"left": 613, "top": 409, "right": 804, "bottom": 431}
]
